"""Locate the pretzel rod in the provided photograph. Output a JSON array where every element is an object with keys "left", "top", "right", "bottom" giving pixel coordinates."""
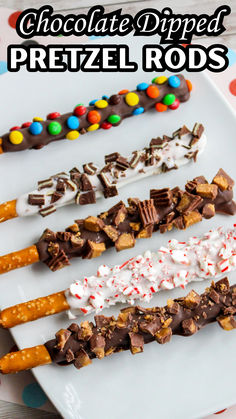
[
  {"left": 0, "top": 245, "right": 39, "bottom": 275},
  {"left": 0, "top": 345, "right": 51, "bottom": 374},
  {"left": 0, "top": 200, "right": 18, "bottom": 223},
  {"left": 0, "top": 169, "right": 235, "bottom": 275},
  {"left": 1, "top": 277, "right": 235, "bottom": 374},
  {"left": 1, "top": 225, "right": 235, "bottom": 328},
  {"left": 0, "top": 291, "right": 69, "bottom": 328},
  {"left": 0, "top": 123, "right": 206, "bottom": 223},
  {"left": 0, "top": 74, "right": 191, "bottom": 154}
]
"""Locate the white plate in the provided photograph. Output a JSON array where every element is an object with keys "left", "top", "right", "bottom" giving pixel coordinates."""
[{"left": 0, "top": 35, "right": 236, "bottom": 419}]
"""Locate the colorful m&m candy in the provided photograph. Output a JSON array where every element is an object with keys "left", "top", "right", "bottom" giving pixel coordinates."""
[
  {"left": 168, "top": 75, "right": 181, "bottom": 88},
  {"left": 30, "top": 122, "right": 43, "bottom": 136},
  {"left": 48, "top": 121, "right": 62, "bottom": 136},
  {"left": 67, "top": 116, "right": 80, "bottom": 130},
  {"left": 9, "top": 130, "right": 23, "bottom": 144}
]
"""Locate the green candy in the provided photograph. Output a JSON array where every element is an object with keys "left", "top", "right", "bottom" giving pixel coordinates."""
[
  {"left": 48, "top": 121, "right": 62, "bottom": 136},
  {"left": 107, "top": 114, "right": 121, "bottom": 124},
  {"left": 152, "top": 77, "right": 158, "bottom": 83},
  {"left": 163, "top": 94, "right": 176, "bottom": 106}
]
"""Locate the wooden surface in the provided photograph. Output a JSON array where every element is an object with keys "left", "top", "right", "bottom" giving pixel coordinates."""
[{"left": 0, "top": 0, "right": 235, "bottom": 418}]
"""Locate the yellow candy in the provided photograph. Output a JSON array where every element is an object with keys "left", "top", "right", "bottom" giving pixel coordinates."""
[
  {"left": 155, "top": 76, "right": 168, "bottom": 85},
  {"left": 87, "top": 124, "right": 99, "bottom": 132},
  {"left": 66, "top": 130, "right": 80, "bottom": 140},
  {"left": 33, "top": 117, "right": 44, "bottom": 122},
  {"left": 125, "top": 92, "right": 139, "bottom": 107},
  {"left": 9, "top": 130, "right": 23, "bottom": 145},
  {"left": 95, "top": 100, "right": 108, "bottom": 109}
]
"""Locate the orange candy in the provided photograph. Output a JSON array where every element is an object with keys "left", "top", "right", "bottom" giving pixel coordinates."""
[
  {"left": 155, "top": 103, "right": 167, "bottom": 112},
  {"left": 119, "top": 89, "right": 129, "bottom": 95},
  {"left": 186, "top": 79, "right": 192, "bottom": 92},
  {"left": 146, "top": 85, "right": 160, "bottom": 99},
  {"left": 87, "top": 110, "right": 101, "bottom": 124}
]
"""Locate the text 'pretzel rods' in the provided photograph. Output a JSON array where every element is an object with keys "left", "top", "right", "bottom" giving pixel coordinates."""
[
  {"left": 0, "top": 169, "right": 235, "bottom": 276},
  {"left": 0, "top": 277, "right": 235, "bottom": 374},
  {"left": 0, "top": 226, "right": 235, "bottom": 329},
  {"left": 0, "top": 123, "right": 206, "bottom": 223},
  {"left": 0, "top": 74, "right": 191, "bottom": 154}
]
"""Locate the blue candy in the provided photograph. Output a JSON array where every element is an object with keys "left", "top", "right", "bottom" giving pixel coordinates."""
[
  {"left": 67, "top": 115, "right": 80, "bottom": 130},
  {"left": 136, "top": 82, "right": 149, "bottom": 91},
  {"left": 102, "top": 95, "right": 109, "bottom": 100},
  {"left": 29, "top": 121, "right": 43, "bottom": 135},
  {"left": 132, "top": 107, "right": 144, "bottom": 115},
  {"left": 89, "top": 99, "right": 98, "bottom": 106},
  {"left": 168, "top": 75, "right": 181, "bottom": 88}
]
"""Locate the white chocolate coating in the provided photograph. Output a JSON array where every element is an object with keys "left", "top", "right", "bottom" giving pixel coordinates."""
[
  {"left": 15, "top": 130, "right": 207, "bottom": 217},
  {"left": 65, "top": 225, "right": 236, "bottom": 318}
]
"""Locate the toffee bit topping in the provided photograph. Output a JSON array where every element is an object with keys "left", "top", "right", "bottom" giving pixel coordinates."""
[
  {"left": 196, "top": 184, "right": 218, "bottom": 200},
  {"left": 176, "top": 192, "right": 202, "bottom": 214},
  {"left": 28, "top": 194, "right": 45, "bottom": 206},
  {"left": 202, "top": 203, "right": 215, "bottom": 219},
  {"left": 115, "top": 233, "right": 135, "bottom": 252},
  {"left": 83, "top": 241, "right": 106, "bottom": 259},
  {"left": 47, "top": 249, "right": 70, "bottom": 271},
  {"left": 55, "top": 329, "right": 71, "bottom": 351},
  {"left": 129, "top": 332, "right": 144, "bottom": 354},
  {"left": 213, "top": 168, "right": 234, "bottom": 191},
  {"left": 103, "top": 225, "right": 119, "bottom": 242},
  {"left": 74, "top": 349, "right": 92, "bottom": 369},
  {"left": 182, "top": 318, "right": 197, "bottom": 336},
  {"left": 84, "top": 216, "right": 105, "bottom": 232}
]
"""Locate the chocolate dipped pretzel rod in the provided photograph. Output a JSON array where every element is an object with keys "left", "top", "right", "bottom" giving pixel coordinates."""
[
  {"left": 0, "top": 168, "right": 235, "bottom": 276},
  {"left": 0, "top": 74, "right": 192, "bottom": 154},
  {"left": 0, "top": 123, "right": 206, "bottom": 223},
  {"left": 0, "top": 225, "right": 235, "bottom": 329},
  {"left": 1, "top": 277, "right": 236, "bottom": 374}
]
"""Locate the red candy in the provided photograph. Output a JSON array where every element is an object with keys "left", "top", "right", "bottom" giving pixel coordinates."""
[
  {"left": 47, "top": 112, "right": 61, "bottom": 120},
  {"left": 21, "top": 122, "right": 32, "bottom": 128},
  {"left": 101, "top": 122, "right": 112, "bottom": 130},
  {"left": 74, "top": 106, "right": 86, "bottom": 117},
  {"left": 10, "top": 126, "right": 21, "bottom": 131},
  {"left": 169, "top": 98, "right": 180, "bottom": 110},
  {"left": 87, "top": 110, "right": 101, "bottom": 124}
]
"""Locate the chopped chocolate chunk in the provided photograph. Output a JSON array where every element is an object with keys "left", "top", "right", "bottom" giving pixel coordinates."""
[
  {"left": 83, "top": 241, "right": 106, "bottom": 259},
  {"left": 172, "top": 216, "right": 185, "bottom": 230},
  {"left": 103, "top": 225, "right": 119, "bottom": 242},
  {"left": 84, "top": 216, "right": 105, "bottom": 232},
  {"left": 213, "top": 168, "right": 234, "bottom": 191},
  {"left": 202, "top": 203, "right": 215, "bottom": 219},
  {"left": 184, "top": 150, "right": 199, "bottom": 161},
  {"left": 150, "top": 188, "right": 173, "bottom": 207},
  {"left": 167, "top": 299, "right": 180, "bottom": 315},
  {"left": 129, "top": 151, "right": 143, "bottom": 168},
  {"left": 51, "top": 192, "right": 63, "bottom": 204},
  {"left": 47, "top": 249, "right": 70, "bottom": 272},
  {"left": 138, "top": 199, "right": 159, "bottom": 227},
  {"left": 95, "top": 315, "right": 114, "bottom": 328},
  {"left": 155, "top": 327, "right": 172, "bottom": 344},
  {"left": 209, "top": 288, "right": 220, "bottom": 304},
  {"left": 115, "top": 233, "right": 135, "bottom": 252},
  {"left": 77, "top": 321, "right": 93, "bottom": 341},
  {"left": 66, "top": 223, "right": 79, "bottom": 233},
  {"left": 64, "top": 179, "right": 77, "bottom": 191},
  {"left": 192, "top": 123, "right": 204, "bottom": 139},
  {"left": 79, "top": 191, "right": 96, "bottom": 205},
  {"left": 39, "top": 228, "right": 57, "bottom": 243},
  {"left": 90, "top": 334, "right": 105, "bottom": 359},
  {"left": 56, "top": 179, "right": 66, "bottom": 193},
  {"left": 66, "top": 349, "right": 75, "bottom": 363},
  {"left": 83, "top": 162, "right": 98, "bottom": 175},
  {"left": 196, "top": 184, "right": 218, "bottom": 200},
  {"left": 176, "top": 192, "right": 202, "bottom": 214},
  {"left": 103, "top": 185, "right": 118, "bottom": 198},
  {"left": 39, "top": 205, "right": 56, "bottom": 217},
  {"left": 129, "top": 222, "right": 141, "bottom": 231},
  {"left": 55, "top": 329, "right": 71, "bottom": 351},
  {"left": 105, "top": 152, "right": 120, "bottom": 164},
  {"left": 137, "top": 225, "right": 153, "bottom": 238},
  {"left": 80, "top": 128, "right": 87, "bottom": 135},
  {"left": 74, "top": 349, "right": 92, "bottom": 369},
  {"left": 111, "top": 203, "right": 127, "bottom": 226},
  {"left": 182, "top": 318, "right": 197, "bottom": 336},
  {"left": 116, "top": 156, "right": 129, "bottom": 171},
  {"left": 215, "top": 277, "right": 229, "bottom": 294},
  {"left": 97, "top": 172, "right": 111, "bottom": 189},
  {"left": 173, "top": 125, "right": 191, "bottom": 139},
  {"left": 149, "top": 137, "right": 164, "bottom": 148},
  {"left": 185, "top": 180, "right": 197, "bottom": 193},
  {"left": 68, "top": 323, "right": 79, "bottom": 333},
  {"left": 56, "top": 232, "right": 71, "bottom": 242},
  {"left": 70, "top": 235, "right": 84, "bottom": 249},
  {"left": 28, "top": 194, "right": 45, "bottom": 206},
  {"left": 38, "top": 178, "right": 53, "bottom": 190},
  {"left": 145, "top": 148, "right": 155, "bottom": 166},
  {"left": 139, "top": 318, "right": 161, "bottom": 335},
  {"left": 80, "top": 174, "right": 93, "bottom": 191},
  {"left": 129, "top": 332, "right": 144, "bottom": 354}
]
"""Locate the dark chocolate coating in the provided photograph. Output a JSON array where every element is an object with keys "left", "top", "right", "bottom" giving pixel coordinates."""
[
  {"left": 1, "top": 75, "right": 190, "bottom": 153},
  {"left": 45, "top": 278, "right": 236, "bottom": 367},
  {"left": 36, "top": 169, "right": 236, "bottom": 270}
]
